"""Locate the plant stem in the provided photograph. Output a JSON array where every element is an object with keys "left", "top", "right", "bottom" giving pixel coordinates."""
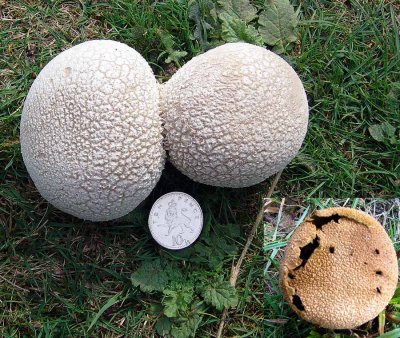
[{"left": 216, "top": 170, "right": 283, "bottom": 338}]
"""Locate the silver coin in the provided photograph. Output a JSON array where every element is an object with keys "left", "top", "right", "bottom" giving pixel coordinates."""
[{"left": 148, "top": 192, "right": 203, "bottom": 250}]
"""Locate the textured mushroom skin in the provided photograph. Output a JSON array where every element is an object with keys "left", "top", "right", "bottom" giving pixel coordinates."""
[
  {"left": 161, "top": 42, "right": 308, "bottom": 188},
  {"left": 20, "top": 40, "right": 165, "bottom": 221},
  {"left": 280, "top": 207, "right": 399, "bottom": 329}
]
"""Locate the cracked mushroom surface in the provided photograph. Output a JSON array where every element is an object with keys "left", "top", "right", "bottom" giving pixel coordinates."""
[
  {"left": 20, "top": 40, "right": 165, "bottom": 221},
  {"left": 160, "top": 42, "right": 308, "bottom": 188},
  {"left": 279, "top": 207, "right": 398, "bottom": 329}
]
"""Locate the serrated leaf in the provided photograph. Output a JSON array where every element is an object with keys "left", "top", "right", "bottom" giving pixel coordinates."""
[
  {"left": 131, "top": 259, "right": 182, "bottom": 292},
  {"left": 201, "top": 279, "right": 238, "bottom": 310},
  {"left": 258, "top": 0, "right": 298, "bottom": 53},
  {"left": 188, "top": 0, "right": 217, "bottom": 47},
  {"left": 220, "top": 13, "right": 264, "bottom": 45},
  {"left": 217, "top": 0, "right": 257, "bottom": 23},
  {"left": 165, "top": 50, "right": 188, "bottom": 64},
  {"left": 170, "top": 314, "right": 200, "bottom": 338},
  {"left": 155, "top": 316, "right": 172, "bottom": 336},
  {"left": 159, "top": 31, "right": 187, "bottom": 66},
  {"left": 189, "top": 1, "right": 203, "bottom": 41},
  {"left": 163, "top": 283, "right": 194, "bottom": 317}
]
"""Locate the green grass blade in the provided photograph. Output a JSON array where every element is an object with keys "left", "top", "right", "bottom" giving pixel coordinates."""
[{"left": 87, "top": 293, "right": 121, "bottom": 332}]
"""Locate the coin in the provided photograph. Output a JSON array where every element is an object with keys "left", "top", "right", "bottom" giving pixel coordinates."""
[{"left": 148, "top": 192, "right": 203, "bottom": 250}]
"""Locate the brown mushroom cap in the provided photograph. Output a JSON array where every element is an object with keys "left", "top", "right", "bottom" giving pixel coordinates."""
[{"left": 279, "top": 207, "right": 398, "bottom": 329}]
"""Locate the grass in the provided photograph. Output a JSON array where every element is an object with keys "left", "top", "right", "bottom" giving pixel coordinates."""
[
  {"left": 283, "top": 0, "right": 400, "bottom": 197},
  {"left": 264, "top": 198, "right": 400, "bottom": 338},
  {"left": 0, "top": 0, "right": 399, "bottom": 337}
]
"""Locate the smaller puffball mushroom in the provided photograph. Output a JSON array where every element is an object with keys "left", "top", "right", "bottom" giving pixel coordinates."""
[
  {"left": 279, "top": 207, "right": 398, "bottom": 329},
  {"left": 160, "top": 42, "right": 308, "bottom": 188},
  {"left": 20, "top": 40, "right": 165, "bottom": 221}
]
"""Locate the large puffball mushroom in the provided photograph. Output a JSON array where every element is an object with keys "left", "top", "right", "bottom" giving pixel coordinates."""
[
  {"left": 160, "top": 42, "right": 308, "bottom": 188},
  {"left": 279, "top": 207, "right": 398, "bottom": 329},
  {"left": 20, "top": 40, "right": 165, "bottom": 221}
]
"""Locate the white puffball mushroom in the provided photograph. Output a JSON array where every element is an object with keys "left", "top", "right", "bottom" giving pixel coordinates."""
[
  {"left": 161, "top": 42, "right": 309, "bottom": 188},
  {"left": 20, "top": 40, "right": 165, "bottom": 221}
]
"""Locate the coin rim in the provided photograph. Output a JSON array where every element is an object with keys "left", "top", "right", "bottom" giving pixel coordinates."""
[{"left": 148, "top": 191, "right": 204, "bottom": 250}]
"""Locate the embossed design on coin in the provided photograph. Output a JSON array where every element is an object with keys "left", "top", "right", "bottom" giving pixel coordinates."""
[{"left": 149, "top": 192, "right": 203, "bottom": 249}]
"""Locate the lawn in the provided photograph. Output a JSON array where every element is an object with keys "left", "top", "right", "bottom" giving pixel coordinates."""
[{"left": 0, "top": 0, "right": 399, "bottom": 337}]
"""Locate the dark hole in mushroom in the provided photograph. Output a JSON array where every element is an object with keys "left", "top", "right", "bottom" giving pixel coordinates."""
[
  {"left": 376, "top": 271, "right": 382, "bottom": 275},
  {"left": 375, "top": 249, "right": 380, "bottom": 254},
  {"left": 294, "top": 236, "right": 320, "bottom": 270},
  {"left": 377, "top": 287, "right": 382, "bottom": 294},
  {"left": 329, "top": 246, "right": 335, "bottom": 253},
  {"left": 311, "top": 214, "right": 340, "bottom": 230},
  {"left": 288, "top": 272, "right": 295, "bottom": 279},
  {"left": 364, "top": 262, "right": 368, "bottom": 265},
  {"left": 292, "top": 294, "right": 305, "bottom": 311}
]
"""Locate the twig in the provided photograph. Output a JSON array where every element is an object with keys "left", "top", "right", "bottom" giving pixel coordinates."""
[
  {"left": 0, "top": 274, "right": 28, "bottom": 292},
  {"left": 216, "top": 170, "right": 283, "bottom": 338}
]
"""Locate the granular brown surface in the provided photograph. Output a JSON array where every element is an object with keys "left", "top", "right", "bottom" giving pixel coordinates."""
[{"left": 280, "top": 207, "right": 398, "bottom": 329}]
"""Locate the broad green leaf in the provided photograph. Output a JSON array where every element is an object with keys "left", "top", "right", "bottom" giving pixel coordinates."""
[
  {"left": 381, "top": 122, "right": 396, "bottom": 138},
  {"left": 201, "top": 278, "right": 238, "bottom": 310},
  {"left": 369, "top": 122, "right": 397, "bottom": 143},
  {"left": 369, "top": 124, "right": 386, "bottom": 142},
  {"left": 306, "top": 330, "right": 323, "bottom": 338},
  {"left": 258, "top": 0, "right": 298, "bottom": 53},
  {"left": 170, "top": 314, "right": 200, "bottom": 338},
  {"left": 131, "top": 259, "right": 181, "bottom": 292},
  {"left": 155, "top": 316, "right": 172, "bottom": 336},
  {"left": 220, "top": 13, "right": 264, "bottom": 46},
  {"left": 378, "top": 328, "right": 400, "bottom": 338},
  {"left": 148, "top": 302, "right": 164, "bottom": 315},
  {"left": 163, "top": 283, "right": 194, "bottom": 317},
  {"left": 217, "top": 0, "right": 257, "bottom": 23}
]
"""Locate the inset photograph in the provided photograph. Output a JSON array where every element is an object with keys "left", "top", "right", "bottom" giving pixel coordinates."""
[{"left": 264, "top": 199, "right": 400, "bottom": 337}]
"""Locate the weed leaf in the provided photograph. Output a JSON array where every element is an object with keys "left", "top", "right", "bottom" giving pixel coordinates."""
[
  {"left": 131, "top": 259, "right": 180, "bottom": 292},
  {"left": 201, "top": 278, "right": 238, "bottom": 310},
  {"left": 368, "top": 122, "right": 397, "bottom": 144},
  {"left": 258, "top": 0, "right": 298, "bottom": 53},
  {"left": 188, "top": 0, "right": 217, "bottom": 48},
  {"left": 159, "top": 31, "right": 187, "bottom": 66},
  {"left": 155, "top": 316, "right": 172, "bottom": 336},
  {"left": 220, "top": 13, "right": 264, "bottom": 45},
  {"left": 170, "top": 314, "right": 200, "bottom": 338},
  {"left": 165, "top": 51, "right": 188, "bottom": 64},
  {"left": 163, "top": 283, "right": 194, "bottom": 317},
  {"left": 377, "top": 328, "right": 400, "bottom": 338},
  {"left": 217, "top": 0, "right": 257, "bottom": 23},
  {"left": 306, "top": 331, "right": 323, "bottom": 338}
]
